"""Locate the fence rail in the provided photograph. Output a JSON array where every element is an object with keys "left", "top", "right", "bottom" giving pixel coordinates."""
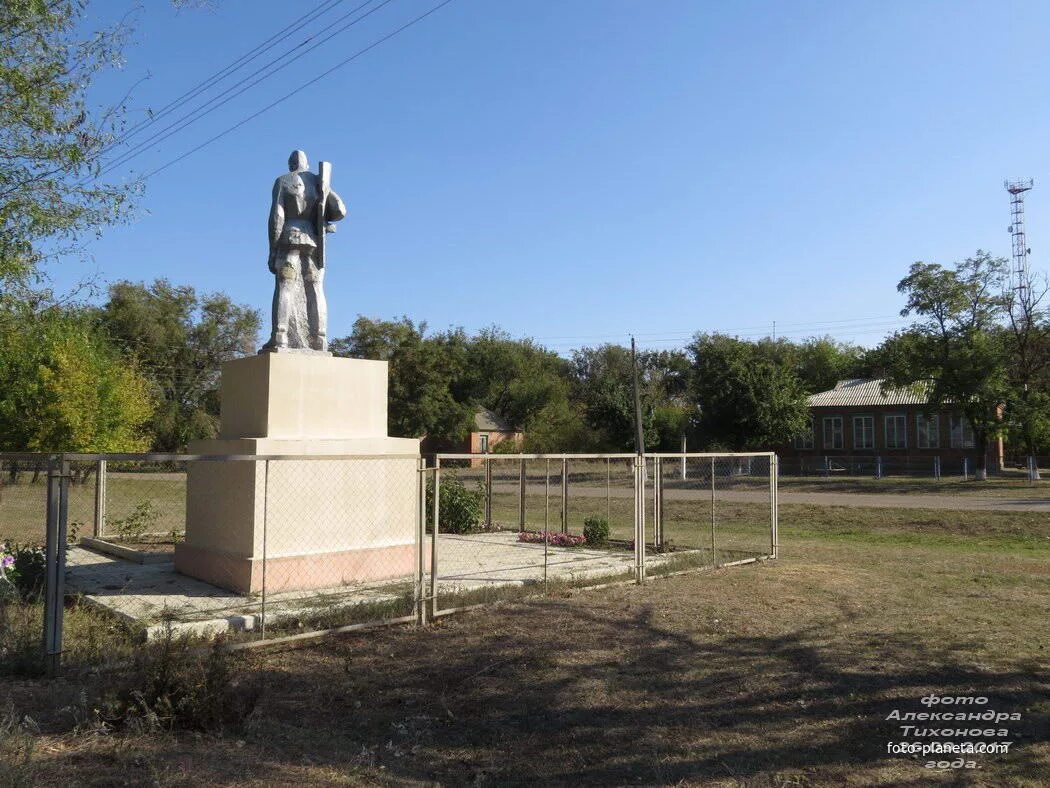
[{"left": 0, "top": 451, "right": 777, "bottom": 676}]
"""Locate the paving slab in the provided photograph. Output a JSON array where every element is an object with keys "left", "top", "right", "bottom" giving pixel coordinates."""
[{"left": 66, "top": 532, "right": 691, "bottom": 639}]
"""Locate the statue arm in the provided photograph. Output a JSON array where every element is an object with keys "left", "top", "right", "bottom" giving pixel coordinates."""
[
  {"left": 324, "top": 188, "right": 347, "bottom": 223},
  {"left": 268, "top": 181, "right": 284, "bottom": 248},
  {"left": 267, "top": 181, "right": 283, "bottom": 272}
]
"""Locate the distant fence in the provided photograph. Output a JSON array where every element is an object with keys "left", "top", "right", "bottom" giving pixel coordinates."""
[
  {"left": 0, "top": 451, "right": 777, "bottom": 676},
  {"left": 777, "top": 454, "right": 1041, "bottom": 480}
]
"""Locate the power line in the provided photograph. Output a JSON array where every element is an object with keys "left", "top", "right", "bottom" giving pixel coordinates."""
[
  {"left": 137, "top": 0, "right": 458, "bottom": 183},
  {"left": 99, "top": 0, "right": 394, "bottom": 174},
  {"left": 531, "top": 316, "right": 910, "bottom": 343},
  {"left": 105, "top": 0, "right": 352, "bottom": 153}
]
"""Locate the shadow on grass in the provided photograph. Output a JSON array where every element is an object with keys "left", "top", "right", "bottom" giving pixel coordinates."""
[
  {"left": 235, "top": 598, "right": 1047, "bottom": 784},
  {"left": 6, "top": 582, "right": 1048, "bottom": 784}
]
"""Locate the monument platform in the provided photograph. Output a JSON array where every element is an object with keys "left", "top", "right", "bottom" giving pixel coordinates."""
[{"left": 174, "top": 353, "right": 421, "bottom": 594}]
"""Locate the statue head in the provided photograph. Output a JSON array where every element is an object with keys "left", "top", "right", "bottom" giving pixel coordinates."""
[{"left": 288, "top": 150, "right": 309, "bottom": 172}]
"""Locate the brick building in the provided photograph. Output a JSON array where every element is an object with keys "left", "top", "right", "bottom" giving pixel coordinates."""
[
  {"left": 780, "top": 379, "right": 1003, "bottom": 474},
  {"left": 421, "top": 408, "right": 523, "bottom": 463}
]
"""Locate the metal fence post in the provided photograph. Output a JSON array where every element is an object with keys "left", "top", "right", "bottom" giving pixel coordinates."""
[
  {"left": 632, "top": 455, "right": 643, "bottom": 583},
  {"left": 710, "top": 457, "right": 717, "bottom": 568},
  {"left": 561, "top": 458, "right": 568, "bottom": 534},
  {"left": 430, "top": 458, "right": 440, "bottom": 619},
  {"left": 484, "top": 457, "right": 492, "bottom": 529},
  {"left": 875, "top": 456, "right": 882, "bottom": 480},
  {"left": 93, "top": 458, "right": 106, "bottom": 538},
  {"left": 633, "top": 456, "right": 639, "bottom": 581},
  {"left": 775, "top": 454, "right": 779, "bottom": 560},
  {"left": 606, "top": 457, "right": 611, "bottom": 522},
  {"left": 769, "top": 454, "right": 778, "bottom": 559},
  {"left": 653, "top": 457, "right": 662, "bottom": 549},
  {"left": 634, "top": 460, "right": 642, "bottom": 584},
  {"left": 681, "top": 436, "right": 687, "bottom": 480},
  {"left": 518, "top": 458, "right": 526, "bottom": 532},
  {"left": 43, "top": 456, "right": 69, "bottom": 677},
  {"left": 933, "top": 455, "right": 941, "bottom": 480},
  {"left": 544, "top": 459, "right": 550, "bottom": 594},
  {"left": 260, "top": 459, "right": 269, "bottom": 639},
  {"left": 963, "top": 457, "right": 969, "bottom": 481},
  {"left": 416, "top": 458, "right": 426, "bottom": 625}
]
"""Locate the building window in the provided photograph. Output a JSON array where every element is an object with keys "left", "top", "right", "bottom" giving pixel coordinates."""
[
  {"left": 822, "top": 416, "right": 843, "bottom": 450},
  {"left": 916, "top": 414, "right": 939, "bottom": 449},
  {"left": 950, "top": 416, "right": 975, "bottom": 449},
  {"left": 478, "top": 433, "right": 489, "bottom": 453},
  {"left": 885, "top": 414, "right": 907, "bottom": 449},
  {"left": 853, "top": 416, "right": 874, "bottom": 450},
  {"left": 794, "top": 420, "right": 814, "bottom": 450}
]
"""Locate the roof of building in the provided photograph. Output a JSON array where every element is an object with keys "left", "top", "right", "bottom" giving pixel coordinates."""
[
  {"left": 807, "top": 379, "right": 933, "bottom": 408},
  {"left": 474, "top": 408, "right": 515, "bottom": 432}
]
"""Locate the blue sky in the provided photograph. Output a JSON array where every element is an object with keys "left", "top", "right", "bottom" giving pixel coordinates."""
[{"left": 61, "top": 0, "right": 1050, "bottom": 352}]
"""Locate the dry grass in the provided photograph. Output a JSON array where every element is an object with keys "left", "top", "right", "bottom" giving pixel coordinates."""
[{"left": 1, "top": 503, "right": 1047, "bottom": 786}]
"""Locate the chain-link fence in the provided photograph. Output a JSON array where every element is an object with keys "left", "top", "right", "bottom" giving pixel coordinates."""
[
  {"left": 779, "top": 454, "right": 995, "bottom": 479},
  {"left": 0, "top": 451, "right": 777, "bottom": 675}
]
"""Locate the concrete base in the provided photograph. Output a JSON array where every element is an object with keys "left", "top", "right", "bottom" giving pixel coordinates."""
[
  {"left": 174, "top": 541, "right": 417, "bottom": 594},
  {"left": 175, "top": 354, "right": 421, "bottom": 595}
]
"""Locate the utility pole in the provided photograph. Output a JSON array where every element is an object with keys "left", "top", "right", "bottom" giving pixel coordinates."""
[{"left": 631, "top": 336, "right": 645, "bottom": 456}]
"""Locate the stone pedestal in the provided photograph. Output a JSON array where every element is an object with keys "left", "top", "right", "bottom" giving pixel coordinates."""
[{"left": 174, "top": 354, "right": 420, "bottom": 594}]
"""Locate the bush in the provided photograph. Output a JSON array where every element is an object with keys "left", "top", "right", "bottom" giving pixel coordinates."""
[
  {"left": 426, "top": 474, "right": 484, "bottom": 534},
  {"left": 583, "top": 516, "right": 610, "bottom": 547},
  {"left": 0, "top": 542, "right": 45, "bottom": 601},
  {"left": 95, "top": 631, "right": 260, "bottom": 732},
  {"left": 108, "top": 500, "right": 159, "bottom": 542}
]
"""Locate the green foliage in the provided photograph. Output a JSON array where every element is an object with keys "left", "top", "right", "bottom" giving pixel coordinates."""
[
  {"left": 0, "top": 541, "right": 45, "bottom": 601},
  {"left": 583, "top": 516, "right": 610, "bottom": 547},
  {"left": 425, "top": 474, "right": 484, "bottom": 534},
  {"left": 95, "top": 633, "right": 259, "bottom": 732},
  {"left": 688, "top": 334, "right": 810, "bottom": 450},
  {"left": 333, "top": 317, "right": 474, "bottom": 442},
  {"left": 490, "top": 437, "right": 523, "bottom": 454},
  {"left": 98, "top": 280, "right": 261, "bottom": 451},
  {"left": 0, "top": 0, "right": 139, "bottom": 286},
  {"left": 0, "top": 1, "right": 217, "bottom": 289},
  {"left": 571, "top": 344, "right": 643, "bottom": 450},
  {"left": 108, "top": 501, "right": 160, "bottom": 542},
  {"left": 454, "top": 327, "right": 577, "bottom": 442},
  {"left": 0, "top": 306, "right": 154, "bottom": 452},
  {"left": 887, "top": 252, "right": 1011, "bottom": 475}
]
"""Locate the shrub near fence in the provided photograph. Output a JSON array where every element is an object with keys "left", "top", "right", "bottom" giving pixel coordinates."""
[{"left": 0, "top": 451, "right": 777, "bottom": 676}]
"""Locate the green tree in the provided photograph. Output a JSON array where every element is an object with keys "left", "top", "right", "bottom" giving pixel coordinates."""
[
  {"left": 0, "top": 1, "right": 218, "bottom": 289},
  {"left": 570, "top": 344, "right": 646, "bottom": 450},
  {"left": 1, "top": 1, "right": 132, "bottom": 286},
  {"left": 331, "top": 317, "right": 474, "bottom": 441},
  {"left": 688, "top": 333, "right": 809, "bottom": 450},
  {"left": 887, "top": 252, "right": 1010, "bottom": 479},
  {"left": 1001, "top": 265, "right": 1050, "bottom": 461},
  {"left": 0, "top": 307, "right": 153, "bottom": 452},
  {"left": 98, "top": 280, "right": 260, "bottom": 451},
  {"left": 569, "top": 345, "right": 692, "bottom": 451},
  {"left": 453, "top": 327, "right": 582, "bottom": 449}
]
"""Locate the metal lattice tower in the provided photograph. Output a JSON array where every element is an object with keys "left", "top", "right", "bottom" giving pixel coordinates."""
[{"left": 1005, "top": 178, "right": 1035, "bottom": 313}]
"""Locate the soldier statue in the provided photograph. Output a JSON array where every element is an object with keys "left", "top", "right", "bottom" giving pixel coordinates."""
[{"left": 262, "top": 150, "right": 347, "bottom": 352}]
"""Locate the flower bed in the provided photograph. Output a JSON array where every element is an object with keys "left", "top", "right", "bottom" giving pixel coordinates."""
[{"left": 517, "top": 531, "right": 586, "bottom": 547}]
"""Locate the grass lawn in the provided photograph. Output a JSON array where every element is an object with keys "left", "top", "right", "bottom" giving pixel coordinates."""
[
  {"left": 2, "top": 502, "right": 1047, "bottom": 786},
  {"left": 777, "top": 472, "right": 1050, "bottom": 498}
]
